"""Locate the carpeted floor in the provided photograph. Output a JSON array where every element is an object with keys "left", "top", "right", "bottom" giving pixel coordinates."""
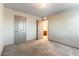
[{"left": 2, "top": 39, "right": 79, "bottom": 56}]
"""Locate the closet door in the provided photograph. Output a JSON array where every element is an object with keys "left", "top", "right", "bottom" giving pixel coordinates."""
[{"left": 14, "top": 15, "right": 26, "bottom": 44}]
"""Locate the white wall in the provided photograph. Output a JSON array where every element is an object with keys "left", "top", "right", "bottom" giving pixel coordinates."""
[
  {"left": 0, "top": 4, "right": 4, "bottom": 55},
  {"left": 48, "top": 6, "right": 79, "bottom": 48},
  {"left": 3, "top": 7, "right": 41, "bottom": 46}
]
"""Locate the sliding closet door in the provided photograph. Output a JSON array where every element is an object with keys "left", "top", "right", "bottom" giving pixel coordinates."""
[{"left": 14, "top": 15, "right": 26, "bottom": 44}]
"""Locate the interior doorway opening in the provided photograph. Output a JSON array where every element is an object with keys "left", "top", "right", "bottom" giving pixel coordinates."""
[{"left": 37, "top": 17, "right": 48, "bottom": 40}]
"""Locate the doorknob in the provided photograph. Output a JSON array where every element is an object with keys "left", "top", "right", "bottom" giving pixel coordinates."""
[{"left": 15, "top": 31, "right": 18, "bottom": 32}]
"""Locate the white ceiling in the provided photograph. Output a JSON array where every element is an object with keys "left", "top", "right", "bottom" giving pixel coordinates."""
[{"left": 4, "top": 3, "right": 79, "bottom": 17}]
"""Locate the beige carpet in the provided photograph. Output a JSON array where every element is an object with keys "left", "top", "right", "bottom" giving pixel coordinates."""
[{"left": 2, "top": 39, "right": 63, "bottom": 56}]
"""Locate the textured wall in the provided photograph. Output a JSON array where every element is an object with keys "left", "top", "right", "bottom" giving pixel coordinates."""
[
  {"left": 48, "top": 6, "right": 79, "bottom": 48},
  {"left": 0, "top": 4, "right": 4, "bottom": 55}
]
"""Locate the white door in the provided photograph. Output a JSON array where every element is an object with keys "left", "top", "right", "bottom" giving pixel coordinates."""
[{"left": 14, "top": 15, "right": 26, "bottom": 44}]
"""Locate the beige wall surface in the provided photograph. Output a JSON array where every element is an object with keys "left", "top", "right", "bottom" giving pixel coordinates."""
[
  {"left": 48, "top": 6, "right": 79, "bottom": 48},
  {"left": 0, "top": 4, "right": 4, "bottom": 55}
]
